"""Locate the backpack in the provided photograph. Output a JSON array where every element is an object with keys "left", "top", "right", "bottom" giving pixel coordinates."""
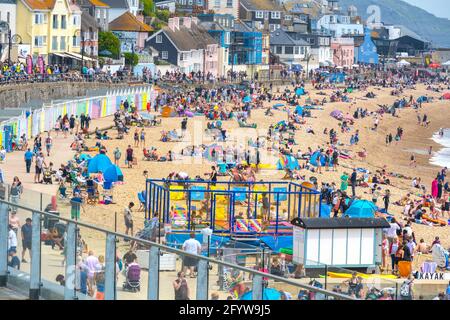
[{"left": 400, "top": 281, "right": 411, "bottom": 297}]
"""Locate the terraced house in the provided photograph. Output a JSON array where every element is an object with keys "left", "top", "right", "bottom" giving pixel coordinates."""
[{"left": 16, "top": 0, "right": 82, "bottom": 63}]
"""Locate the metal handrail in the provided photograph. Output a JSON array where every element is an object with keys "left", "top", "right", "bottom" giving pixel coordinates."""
[{"left": 0, "top": 198, "right": 354, "bottom": 300}]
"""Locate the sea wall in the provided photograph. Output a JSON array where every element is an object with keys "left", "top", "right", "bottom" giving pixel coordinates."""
[{"left": 0, "top": 82, "right": 126, "bottom": 109}]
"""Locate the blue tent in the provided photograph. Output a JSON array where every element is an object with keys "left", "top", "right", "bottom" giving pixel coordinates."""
[
  {"left": 309, "top": 151, "right": 332, "bottom": 167},
  {"left": 295, "top": 105, "right": 304, "bottom": 116},
  {"left": 240, "top": 288, "right": 281, "bottom": 300},
  {"left": 277, "top": 155, "right": 299, "bottom": 171},
  {"left": 104, "top": 164, "right": 123, "bottom": 182},
  {"left": 242, "top": 96, "right": 251, "bottom": 103},
  {"left": 79, "top": 154, "right": 92, "bottom": 161},
  {"left": 190, "top": 186, "right": 206, "bottom": 201},
  {"left": 345, "top": 200, "right": 377, "bottom": 218},
  {"left": 87, "top": 154, "right": 113, "bottom": 174},
  {"left": 273, "top": 187, "right": 287, "bottom": 202}
]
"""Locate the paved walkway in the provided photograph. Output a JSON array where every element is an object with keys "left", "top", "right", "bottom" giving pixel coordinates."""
[{"left": 0, "top": 287, "right": 28, "bottom": 300}]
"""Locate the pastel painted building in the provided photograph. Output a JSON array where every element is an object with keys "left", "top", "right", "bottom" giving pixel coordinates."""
[
  {"left": 16, "top": 0, "right": 82, "bottom": 63},
  {"left": 109, "top": 11, "right": 152, "bottom": 53},
  {"left": 146, "top": 17, "right": 220, "bottom": 76},
  {"left": 331, "top": 37, "right": 354, "bottom": 67},
  {"left": 357, "top": 28, "right": 378, "bottom": 64}
]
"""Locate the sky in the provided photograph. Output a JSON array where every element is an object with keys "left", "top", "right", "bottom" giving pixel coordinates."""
[{"left": 402, "top": 0, "right": 450, "bottom": 19}]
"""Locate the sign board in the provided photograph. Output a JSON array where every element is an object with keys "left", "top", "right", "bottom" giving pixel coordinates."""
[
  {"left": 17, "top": 45, "right": 31, "bottom": 59},
  {"left": 413, "top": 272, "right": 450, "bottom": 280}
]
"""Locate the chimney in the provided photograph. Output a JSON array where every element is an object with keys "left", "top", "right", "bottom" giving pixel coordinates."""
[
  {"left": 173, "top": 17, "right": 180, "bottom": 30},
  {"left": 168, "top": 18, "right": 175, "bottom": 31},
  {"left": 183, "top": 17, "right": 192, "bottom": 29}
]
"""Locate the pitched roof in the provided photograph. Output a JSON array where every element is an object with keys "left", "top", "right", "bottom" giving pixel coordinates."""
[
  {"left": 161, "top": 22, "right": 218, "bottom": 51},
  {"left": 240, "top": 0, "right": 282, "bottom": 11},
  {"left": 81, "top": 10, "right": 99, "bottom": 30},
  {"left": 88, "top": 0, "right": 109, "bottom": 7},
  {"left": 109, "top": 12, "right": 153, "bottom": 32},
  {"left": 21, "top": 0, "right": 55, "bottom": 10},
  {"left": 270, "top": 29, "right": 310, "bottom": 46},
  {"left": 101, "top": 0, "right": 128, "bottom": 9}
]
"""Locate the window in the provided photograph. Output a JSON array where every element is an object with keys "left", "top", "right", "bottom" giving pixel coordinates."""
[
  {"left": 214, "top": 0, "right": 220, "bottom": 7},
  {"left": 255, "top": 11, "right": 263, "bottom": 19},
  {"left": 52, "top": 36, "right": 58, "bottom": 50},
  {"left": 34, "top": 36, "right": 46, "bottom": 47},
  {"left": 224, "top": 32, "right": 230, "bottom": 45},
  {"left": 61, "top": 15, "right": 67, "bottom": 29},
  {"left": 271, "top": 11, "right": 280, "bottom": 19},
  {"left": 60, "top": 36, "right": 66, "bottom": 50},
  {"left": 162, "top": 51, "right": 168, "bottom": 59},
  {"left": 276, "top": 46, "right": 282, "bottom": 54},
  {"left": 156, "top": 34, "right": 162, "bottom": 43},
  {"left": 73, "top": 35, "right": 80, "bottom": 47},
  {"left": 284, "top": 15, "right": 292, "bottom": 21},
  {"left": 73, "top": 15, "right": 80, "bottom": 26},
  {"left": 53, "top": 15, "right": 58, "bottom": 29},
  {"left": 226, "top": 0, "right": 233, "bottom": 7},
  {"left": 300, "top": 46, "right": 305, "bottom": 54},
  {"left": 294, "top": 46, "right": 299, "bottom": 55},
  {"left": 34, "top": 13, "right": 45, "bottom": 24},
  {"left": 284, "top": 46, "right": 293, "bottom": 55}
]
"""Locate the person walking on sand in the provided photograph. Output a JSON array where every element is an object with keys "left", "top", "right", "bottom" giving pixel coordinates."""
[
  {"left": 140, "top": 129, "right": 146, "bottom": 147},
  {"left": 113, "top": 147, "right": 121, "bottom": 166},
  {"left": 350, "top": 169, "right": 357, "bottom": 197},
  {"left": 124, "top": 202, "right": 134, "bottom": 236},
  {"left": 45, "top": 133, "right": 53, "bottom": 157},
  {"left": 24, "top": 148, "right": 34, "bottom": 173},
  {"left": 126, "top": 145, "right": 133, "bottom": 168}
]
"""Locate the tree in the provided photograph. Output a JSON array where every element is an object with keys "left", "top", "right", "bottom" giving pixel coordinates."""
[
  {"left": 124, "top": 52, "right": 139, "bottom": 67},
  {"left": 142, "top": 0, "right": 155, "bottom": 17},
  {"left": 98, "top": 31, "right": 120, "bottom": 59},
  {"left": 155, "top": 9, "right": 170, "bottom": 23}
]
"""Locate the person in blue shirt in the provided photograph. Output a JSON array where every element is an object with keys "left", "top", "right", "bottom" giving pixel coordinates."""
[
  {"left": 8, "top": 249, "right": 20, "bottom": 270},
  {"left": 24, "top": 148, "right": 34, "bottom": 173}
]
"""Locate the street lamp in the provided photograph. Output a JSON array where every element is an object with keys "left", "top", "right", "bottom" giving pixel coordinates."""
[
  {"left": 304, "top": 52, "right": 312, "bottom": 79},
  {"left": 0, "top": 21, "right": 22, "bottom": 63}
]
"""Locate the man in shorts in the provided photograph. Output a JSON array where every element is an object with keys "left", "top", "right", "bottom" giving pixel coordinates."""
[
  {"left": 182, "top": 232, "right": 201, "bottom": 278},
  {"left": 34, "top": 152, "right": 46, "bottom": 183},
  {"left": 21, "top": 218, "right": 32, "bottom": 263}
]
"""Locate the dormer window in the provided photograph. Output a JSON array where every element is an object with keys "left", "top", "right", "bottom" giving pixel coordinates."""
[
  {"left": 255, "top": 11, "right": 264, "bottom": 19},
  {"left": 271, "top": 11, "right": 281, "bottom": 19}
]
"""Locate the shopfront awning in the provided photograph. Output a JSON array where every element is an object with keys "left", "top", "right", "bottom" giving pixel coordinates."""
[{"left": 64, "top": 52, "right": 97, "bottom": 62}]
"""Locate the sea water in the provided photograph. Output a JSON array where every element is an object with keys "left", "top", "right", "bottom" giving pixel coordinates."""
[{"left": 431, "top": 129, "right": 450, "bottom": 168}]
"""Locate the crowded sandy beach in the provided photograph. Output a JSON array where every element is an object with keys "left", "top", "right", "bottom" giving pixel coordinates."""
[{"left": 2, "top": 66, "right": 450, "bottom": 301}]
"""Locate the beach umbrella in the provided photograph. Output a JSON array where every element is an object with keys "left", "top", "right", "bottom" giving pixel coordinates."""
[
  {"left": 240, "top": 288, "right": 281, "bottom": 300},
  {"left": 345, "top": 200, "right": 377, "bottom": 218},
  {"left": 428, "top": 63, "right": 441, "bottom": 69},
  {"left": 442, "top": 92, "right": 450, "bottom": 100}
]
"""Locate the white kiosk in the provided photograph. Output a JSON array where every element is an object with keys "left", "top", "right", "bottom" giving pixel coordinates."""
[{"left": 291, "top": 217, "right": 389, "bottom": 269}]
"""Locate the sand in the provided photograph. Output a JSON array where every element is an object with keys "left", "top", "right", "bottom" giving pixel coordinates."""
[{"left": 2, "top": 82, "right": 450, "bottom": 298}]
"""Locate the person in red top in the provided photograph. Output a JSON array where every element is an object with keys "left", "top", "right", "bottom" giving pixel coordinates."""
[
  {"left": 146, "top": 101, "right": 151, "bottom": 113},
  {"left": 126, "top": 145, "right": 133, "bottom": 168}
]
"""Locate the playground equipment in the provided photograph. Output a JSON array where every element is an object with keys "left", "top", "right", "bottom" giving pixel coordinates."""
[{"left": 145, "top": 179, "right": 321, "bottom": 236}]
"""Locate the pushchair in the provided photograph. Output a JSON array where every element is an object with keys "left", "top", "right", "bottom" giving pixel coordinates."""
[
  {"left": 43, "top": 169, "right": 53, "bottom": 184},
  {"left": 122, "top": 262, "right": 141, "bottom": 292}
]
